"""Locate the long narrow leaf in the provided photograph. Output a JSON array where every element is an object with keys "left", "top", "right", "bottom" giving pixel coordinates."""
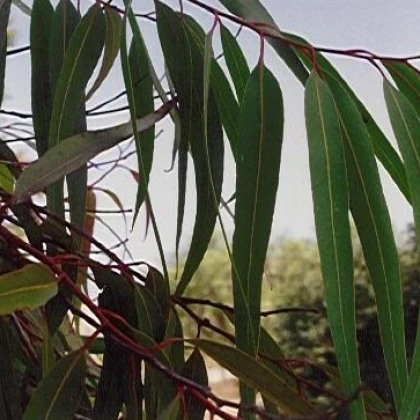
[
  {"left": 86, "top": 7, "right": 122, "bottom": 100},
  {"left": 384, "top": 80, "right": 420, "bottom": 420},
  {"left": 189, "top": 339, "right": 315, "bottom": 416},
  {"left": 305, "top": 71, "right": 365, "bottom": 418},
  {"left": 220, "top": 24, "right": 250, "bottom": 103},
  {"left": 127, "top": 12, "right": 155, "bottom": 223},
  {"left": 13, "top": 100, "right": 175, "bottom": 203},
  {"left": 47, "top": 4, "right": 105, "bottom": 219},
  {"left": 30, "top": 0, "right": 53, "bottom": 157},
  {"left": 156, "top": 3, "right": 224, "bottom": 295},
  {"left": 327, "top": 73, "right": 407, "bottom": 412},
  {"left": 23, "top": 351, "right": 86, "bottom": 420},
  {"left": 232, "top": 64, "right": 283, "bottom": 410}
]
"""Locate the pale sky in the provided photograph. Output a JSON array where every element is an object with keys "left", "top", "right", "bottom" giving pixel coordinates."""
[{"left": 4, "top": 0, "right": 420, "bottom": 267}]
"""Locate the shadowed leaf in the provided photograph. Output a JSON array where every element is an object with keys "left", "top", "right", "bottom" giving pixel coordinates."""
[{"left": 23, "top": 351, "right": 86, "bottom": 420}]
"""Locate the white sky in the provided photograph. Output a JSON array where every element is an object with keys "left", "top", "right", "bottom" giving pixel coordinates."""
[{"left": 4, "top": 0, "right": 420, "bottom": 267}]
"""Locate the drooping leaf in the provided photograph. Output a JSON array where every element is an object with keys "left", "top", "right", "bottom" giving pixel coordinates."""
[
  {"left": 189, "top": 339, "right": 314, "bottom": 416},
  {"left": 86, "top": 6, "right": 122, "bottom": 100},
  {"left": 163, "top": 308, "right": 184, "bottom": 371},
  {"left": 0, "top": 0, "right": 11, "bottom": 108},
  {"left": 326, "top": 73, "right": 407, "bottom": 413},
  {"left": 0, "top": 264, "right": 57, "bottom": 315},
  {"left": 183, "top": 348, "right": 208, "bottom": 420},
  {"left": 30, "top": 0, "right": 53, "bottom": 157},
  {"left": 92, "top": 267, "right": 142, "bottom": 420},
  {"left": 304, "top": 71, "right": 365, "bottom": 418},
  {"left": 220, "top": 24, "right": 250, "bottom": 103},
  {"left": 124, "top": 11, "right": 155, "bottom": 223},
  {"left": 384, "top": 80, "right": 420, "bottom": 420},
  {"left": 288, "top": 34, "right": 410, "bottom": 202},
  {"left": 232, "top": 64, "right": 283, "bottom": 354},
  {"left": 47, "top": 4, "right": 105, "bottom": 218},
  {"left": 231, "top": 64, "right": 283, "bottom": 412},
  {"left": 13, "top": 100, "right": 174, "bottom": 203},
  {"left": 23, "top": 350, "right": 87, "bottom": 420},
  {"left": 384, "top": 61, "right": 420, "bottom": 118},
  {"left": 216, "top": 0, "right": 308, "bottom": 84},
  {"left": 144, "top": 265, "right": 170, "bottom": 322},
  {"left": 183, "top": 15, "right": 240, "bottom": 159},
  {"left": 157, "top": 3, "right": 224, "bottom": 295}
]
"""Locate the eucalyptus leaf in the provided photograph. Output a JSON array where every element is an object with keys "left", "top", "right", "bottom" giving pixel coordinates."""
[
  {"left": 0, "top": 264, "right": 57, "bottom": 315},
  {"left": 13, "top": 100, "right": 174, "bottom": 203}
]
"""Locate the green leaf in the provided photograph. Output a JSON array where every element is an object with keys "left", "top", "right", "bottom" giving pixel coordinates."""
[
  {"left": 157, "top": 3, "right": 224, "bottom": 295},
  {"left": 126, "top": 12, "right": 155, "bottom": 223},
  {"left": 220, "top": 24, "right": 250, "bottom": 103},
  {"left": 384, "top": 61, "right": 420, "bottom": 118},
  {"left": 30, "top": 0, "right": 53, "bottom": 157},
  {"left": 182, "top": 15, "right": 240, "bottom": 159},
  {"left": 326, "top": 74, "right": 407, "bottom": 413},
  {"left": 305, "top": 71, "right": 365, "bottom": 418},
  {"left": 163, "top": 308, "right": 184, "bottom": 370},
  {"left": 216, "top": 0, "right": 308, "bottom": 84},
  {"left": 231, "top": 64, "right": 283, "bottom": 411},
  {"left": 183, "top": 348, "right": 208, "bottom": 420},
  {"left": 383, "top": 80, "right": 420, "bottom": 420},
  {"left": 0, "top": 162, "right": 14, "bottom": 193},
  {"left": 134, "top": 284, "right": 165, "bottom": 342},
  {"left": 47, "top": 4, "right": 105, "bottom": 219},
  {"left": 289, "top": 35, "right": 410, "bottom": 202},
  {"left": 13, "top": 101, "right": 174, "bottom": 203},
  {"left": 156, "top": 396, "right": 180, "bottom": 420},
  {"left": 23, "top": 350, "right": 86, "bottom": 420},
  {"left": 144, "top": 265, "right": 170, "bottom": 322},
  {"left": 0, "top": 0, "right": 11, "bottom": 108},
  {"left": 0, "top": 319, "right": 22, "bottom": 419},
  {"left": 232, "top": 64, "right": 283, "bottom": 355},
  {"left": 86, "top": 7, "right": 122, "bottom": 100},
  {"left": 189, "top": 339, "right": 314, "bottom": 416},
  {"left": 0, "top": 264, "right": 57, "bottom": 315}
]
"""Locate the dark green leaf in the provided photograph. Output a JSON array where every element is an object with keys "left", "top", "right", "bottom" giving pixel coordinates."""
[
  {"left": 23, "top": 351, "right": 86, "bottom": 420},
  {"left": 144, "top": 265, "right": 170, "bottom": 322},
  {"left": 220, "top": 24, "right": 250, "bottom": 103},
  {"left": 48, "top": 4, "right": 105, "bottom": 218},
  {"left": 327, "top": 73, "right": 407, "bottom": 412},
  {"left": 30, "top": 0, "right": 53, "bottom": 157},
  {"left": 86, "top": 7, "right": 122, "bottom": 100},
  {"left": 384, "top": 61, "right": 420, "bottom": 117},
  {"left": 163, "top": 308, "right": 184, "bottom": 371},
  {"left": 183, "top": 348, "right": 208, "bottom": 420},
  {"left": 183, "top": 15, "right": 239, "bottom": 159},
  {"left": 126, "top": 12, "right": 155, "bottom": 223},
  {"left": 232, "top": 64, "right": 283, "bottom": 355},
  {"left": 231, "top": 64, "right": 283, "bottom": 411},
  {"left": 189, "top": 339, "right": 314, "bottom": 416},
  {"left": 0, "top": 264, "right": 57, "bottom": 315},
  {"left": 156, "top": 3, "right": 224, "bottom": 296},
  {"left": 13, "top": 101, "right": 174, "bottom": 203},
  {"left": 305, "top": 71, "right": 365, "bottom": 418},
  {"left": 156, "top": 396, "right": 180, "bottom": 420},
  {"left": 384, "top": 80, "right": 420, "bottom": 419}
]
